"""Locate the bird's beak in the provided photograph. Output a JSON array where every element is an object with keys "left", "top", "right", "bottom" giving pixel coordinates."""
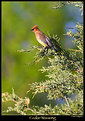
[{"left": 30, "top": 29, "right": 33, "bottom": 31}]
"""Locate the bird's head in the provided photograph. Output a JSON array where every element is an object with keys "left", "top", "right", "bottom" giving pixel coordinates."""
[{"left": 30, "top": 25, "right": 39, "bottom": 32}]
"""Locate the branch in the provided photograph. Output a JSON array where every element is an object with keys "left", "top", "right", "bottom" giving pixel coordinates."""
[{"left": 64, "top": 96, "right": 73, "bottom": 114}]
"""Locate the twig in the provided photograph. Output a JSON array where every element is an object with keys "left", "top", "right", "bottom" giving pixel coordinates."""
[
  {"left": 64, "top": 96, "right": 73, "bottom": 114},
  {"left": 76, "top": 105, "right": 83, "bottom": 114},
  {"left": 27, "top": 108, "right": 39, "bottom": 114}
]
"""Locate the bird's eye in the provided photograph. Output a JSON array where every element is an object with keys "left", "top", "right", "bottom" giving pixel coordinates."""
[{"left": 32, "top": 29, "right": 34, "bottom": 30}]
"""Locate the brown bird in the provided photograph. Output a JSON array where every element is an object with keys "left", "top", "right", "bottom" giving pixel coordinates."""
[{"left": 30, "top": 25, "right": 57, "bottom": 53}]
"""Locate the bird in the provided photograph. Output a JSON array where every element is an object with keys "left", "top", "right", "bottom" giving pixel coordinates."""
[{"left": 30, "top": 25, "right": 58, "bottom": 53}]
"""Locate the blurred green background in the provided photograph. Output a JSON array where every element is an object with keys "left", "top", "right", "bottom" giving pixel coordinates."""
[{"left": 2, "top": 1, "right": 82, "bottom": 114}]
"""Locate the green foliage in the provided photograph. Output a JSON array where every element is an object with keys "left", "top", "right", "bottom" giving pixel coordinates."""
[
  {"left": 2, "top": 1, "right": 83, "bottom": 116},
  {"left": 53, "top": 1, "right": 83, "bottom": 11},
  {"left": 32, "top": 91, "right": 83, "bottom": 115},
  {"left": 2, "top": 88, "right": 30, "bottom": 115},
  {"left": 65, "top": 23, "right": 83, "bottom": 54}
]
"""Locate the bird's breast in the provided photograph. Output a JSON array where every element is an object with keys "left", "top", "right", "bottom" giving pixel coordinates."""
[{"left": 35, "top": 34, "right": 47, "bottom": 47}]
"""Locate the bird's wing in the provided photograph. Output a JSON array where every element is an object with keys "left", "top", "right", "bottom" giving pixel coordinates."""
[{"left": 38, "top": 32, "right": 52, "bottom": 47}]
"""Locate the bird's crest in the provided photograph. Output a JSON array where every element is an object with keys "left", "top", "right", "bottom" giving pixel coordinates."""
[{"left": 32, "top": 25, "right": 39, "bottom": 29}]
